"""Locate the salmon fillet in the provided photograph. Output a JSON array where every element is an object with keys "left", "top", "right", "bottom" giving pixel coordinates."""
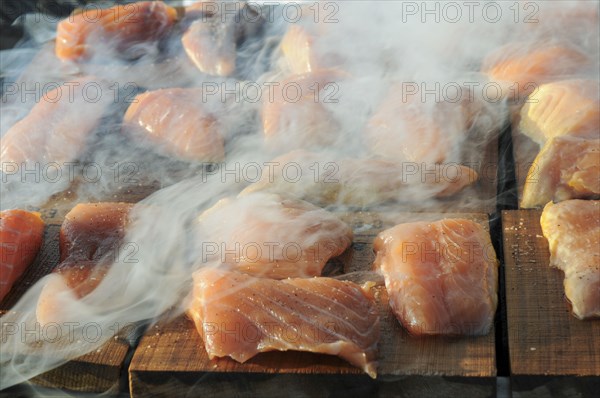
[
  {"left": 519, "top": 80, "right": 599, "bottom": 145},
  {"left": 122, "top": 88, "right": 225, "bottom": 162},
  {"left": 37, "top": 203, "right": 132, "bottom": 325},
  {"left": 541, "top": 200, "right": 600, "bottom": 319},
  {"left": 188, "top": 268, "right": 380, "bottom": 378},
  {"left": 240, "top": 150, "right": 478, "bottom": 206},
  {"left": 482, "top": 41, "right": 589, "bottom": 101},
  {"left": 196, "top": 193, "right": 352, "bottom": 279},
  {"left": 373, "top": 219, "right": 498, "bottom": 335},
  {"left": 521, "top": 137, "right": 600, "bottom": 208},
  {"left": 0, "top": 210, "right": 45, "bottom": 302},
  {"left": 55, "top": 1, "right": 177, "bottom": 61},
  {"left": 0, "top": 77, "right": 111, "bottom": 173}
]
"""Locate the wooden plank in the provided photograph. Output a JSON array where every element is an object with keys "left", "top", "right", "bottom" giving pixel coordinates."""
[
  {"left": 501, "top": 210, "right": 600, "bottom": 396},
  {"left": 129, "top": 212, "right": 497, "bottom": 397}
]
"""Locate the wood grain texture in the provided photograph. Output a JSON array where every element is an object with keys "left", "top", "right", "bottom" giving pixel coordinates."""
[
  {"left": 501, "top": 210, "right": 600, "bottom": 395},
  {"left": 129, "top": 212, "right": 497, "bottom": 397}
]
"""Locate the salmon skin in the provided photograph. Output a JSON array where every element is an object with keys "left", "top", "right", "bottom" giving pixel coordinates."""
[
  {"left": 373, "top": 219, "right": 498, "bottom": 336},
  {"left": 0, "top": 77, "right": 111, "bottom": 174},
  {"left": 196, "top": 193, "right": 352, "bottom": 279},
  {"left": 521, "top": 136, "right": 600, "bottom": 208},
  {"left": 55, "top": 1, "right": 178, "bottom": 61},
  {"left": 188, "top": 267, "right": 380, "bottom": 378},
  {"left": 519, "top": 80, "right": 599, "bottom": 145},
  {"left": 0, "top": 210, "right": 45, "bottom": 302},
  {"left": 122, "top": 88, "right": 225, "bottom": 162},
  {"left": 240, "top": 150, "right": 478, "bottom": 207},
  {"left": 541, "top": 200, "right": 600, "bottom": 319}
]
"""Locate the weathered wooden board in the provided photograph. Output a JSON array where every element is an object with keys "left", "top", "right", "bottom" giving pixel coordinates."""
[
  {"left": 129, "top": 212, "right": 497, "bottom": 397},
  {"left": 501, "top": 210, "right": 600, "bottom": 397}
]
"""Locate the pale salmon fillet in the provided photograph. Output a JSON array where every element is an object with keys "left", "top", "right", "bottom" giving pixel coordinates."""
[
  {"left": 521, "top": 137, "right": 600, "bottom": 208},
  {"left": 37, "top": 203, "right": 132, "bottom": 325},
  {"left": 122, "top": 88, "right": 225, "bottom": 162},
  {"left": 261, "top": 70, "right": 344, "bottom": 150},
  {"left": 482, "top": 41, "right": 589, "bottom": 101},
  {"left": 373, "top": 219, "right": 498, "bottom": 335},
  {"left": 55, "top": 1, "right": 177, "bottom": 61},
  {"left": 519, "top": 80, "right": 599, "bottom": 145},
  {"left": 0, "top": 78, "right": 111, "bottom": 173},
  {"left": 240, "top": 150, "right": 478, "bottom": 206},
  {"left": 197, "top": 193, "right": 352, "bottom": 279},
  {"left": 0, "top": 210, "right": 45, "bottom": 302},
  {"left": 541, "top": 200, "right": 600, "bottom": 319},
  {"left": 366, "top": 84, "right": 470, "bottom": 163},
  {"left": 188, "top": 267, "right": 380, "bottom": 378}
]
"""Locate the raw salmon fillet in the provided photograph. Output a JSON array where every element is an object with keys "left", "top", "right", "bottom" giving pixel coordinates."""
[
  {"left": 0, "top": 210, "right": 45, "bottom": 301},
  {"left": 541, "top": 200, "right": 600, "bottom": 319},
  {"left": 122, "top": 88, "right": 225, "bottom": 162},
  {"left": 482, "top": 41, "right": 589, "bottom": 101},
  {"left": 521, "top": 136, "right": 600, "bottom": 208},
  {"left": 261, "top": 70, "right": 344, "bottom": 150},
  {"left": 55, "top": 1, "right": 177, "bottom": 61},
  {"left": 196, "top": 193, "right": 352, "bottom": 279},
  {"left": 37, "top": 203, "right": 132, "bottom": 324},
  {"left": 0, "top": 78, "right": 111, "bottom": 173},
  {"left": 373, "top": 219, "right": 498, "bottom": 335},
  {"left": 188, "top": 267, "right": 380, "bottom": 377},
  {"left": 240, "top": 150, "right": 478, "bottom": 206},
  {"left": 366, "top": 84, "right": 470, "bottom": 163},
  {"left": 519, "top": 80, "right": 599, "bottom": 145}
]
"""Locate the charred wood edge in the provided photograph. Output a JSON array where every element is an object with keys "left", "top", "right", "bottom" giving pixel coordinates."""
[{"left": 491, "top": 122, "right": 517, "bottom": 388}]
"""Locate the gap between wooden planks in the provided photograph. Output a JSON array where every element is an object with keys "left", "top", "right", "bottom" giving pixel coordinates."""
[
  {"left": 501, "top": 210, "right": 600, "bottom": 396},
  {"left": 129, "top": 212, "right": 497, "bottom": 397}
]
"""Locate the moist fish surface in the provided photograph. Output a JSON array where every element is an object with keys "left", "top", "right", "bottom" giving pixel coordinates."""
[
  {"left": 521, "top": 136, "right": 600, "bottom": 208},
  {"left": 373, "top": 219, "right": 498, "bottom": 336},
  {"left": 122, "top": 88, "right": 225, "bottom": 162},
  {"left": 196, "top": 193, "right": 352, "bottom": 279},
  {"left": 0, "top": 210, "right": 45, "bottom": 302},
  {"left": 541, "top": 200, "right": 600, "bottom": 319},
  {"left": 36, "top": 203, "right": 132, "bottom": 325},
  {"left": 188, "top": 267, "right": 380, "bottom": 378}
]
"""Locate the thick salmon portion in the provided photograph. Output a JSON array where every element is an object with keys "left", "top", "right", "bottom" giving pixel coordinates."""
[
  {"left": 541, "top": 200, "right": 600, "bottom": 319},
  {"left": 196, "top": 193, "right": 352, "bottom": 279},
  {"left": 188, "top": 268, "right": 380, "bottom": 377},
  {"left": 373, "top": 219, "right": 498, "bottom": 336},
  {"left": 261, "top": 70, "right": 343, "bottom": 150},
  {"left": 366, "top": 84, "right": 469, "bottom": 163},
  {"left": 0, "top": 78, "right": 110, "bottom": 172},
  {"left": 0, "top": 210, "right": 45, "bottom": 301},
  {"left": 122, "top": 88, "right": 225, "bottom": 162},
  {"left": 519, "top": 80, "right": 600, "bottom": 145},
  {"left": 240, "top": 150, "right": 478, "bottom": 206},
  {"left": 521, "top": 137, "right": 600, "bottom": 208},
  {"left": 55, "top": 1, "right": 177, "bottom": 61}
]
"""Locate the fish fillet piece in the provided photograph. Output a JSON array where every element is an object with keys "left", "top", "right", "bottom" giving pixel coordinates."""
[
  {"left": 373, "top": 219, "right": 498, "bottom": 335},
  {"left": 521, "top": 137, "right": 600, "bottom": 208},
  {"left": 366, "top": 84, "right": 470, "bottom": 163},
  {"left": 196, "top": 193, "right": 352, "bottom": 279},
  {"left": 541, "top": 200, "right": 600, "bottom": 319},
  {"left": 519, "top": 80, "right": 600, "bottom": 145},
  {"left": 482, "top": 41, "right": 589, "bottom": 101},
  {"left": 182, "top": 2, "right": 263, "bottom": 76},
  {"left": 0, "top": 210, "right": 45, "bottom": 301},
  {"left": 122, "top": 88, "right": 225, "bottom": 162},
  {"left": 188, "top": 267, "right": 380, "bottom": 378},
  {"left": 0, "top": 77, "right": 111, "bottom": 173},
  {"left": 262, "top": 70, "right": 344, "bottom": 150},
  {"left": 240, "top": 150, "right": 478, "bottom": 206},
  {"left": 55, "top": 1, "right": 177, "bottom": 61},
  {"left": 37, "top": 203, "right": 132, "bottom": 325}
]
